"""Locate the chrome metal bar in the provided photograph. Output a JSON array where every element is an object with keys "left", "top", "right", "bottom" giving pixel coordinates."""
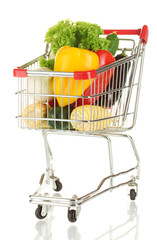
[
  {"left": 30, "top": 195, "right": 78, "bottom": 208},
  {"left": 15, "top": 83, "right": 138, "bottom": 98},
  {"left": 104, "top": 135, "right": 114, "bottom": 188},
  {"left": 133, "top": 45, "right": 146, "bottom": 126},
  {"left": 30, "top": 200, "right": 76, "bottom": 208},
  {"left": 33, "top": 174, "right": 47, "bottom": 195},
  {"left": 97, "top": 55, "right": 136, "bottom": 74},
  {"left": 54, "top": 77, "right": 56, "bottom": 130},
  {"left": 30, "top": 179, "right": 134, "bottom": 208},
  {"left": 16, "top": 112, "right": 134, "bottom": 123},
  {"left": 42, "top": 130, "right": 54, "bottom": 179},
  {"left": 78, "top": 167, "right": 137, "bottom": 205},
  {"left": 20, "top": 53, "right": 47, "bottom": 69},
  {"left": 27, "top": 70, "right": 74, "bottom": 78},
  {"left": 117, "top": 38, "right": 135, "bottom": 51},
  {"left": 123, "top": 40, "right": 143, "bottom": 122},
  {"left": 79, "top": 179, "right": 134, "bottom": 206},
  {"left": 106, "top": 133, "right": 140, "bottom": 180}
]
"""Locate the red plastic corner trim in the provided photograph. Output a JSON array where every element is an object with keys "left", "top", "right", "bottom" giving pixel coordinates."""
[
  {"left": 13, "top": 68, "right": 27, "bottom": 77},
  {"left": 140, "top": 25, "right": 148, "bottom": 44},
  {"left": 74, "top": 69, "right": 97, "bottom": 80}
]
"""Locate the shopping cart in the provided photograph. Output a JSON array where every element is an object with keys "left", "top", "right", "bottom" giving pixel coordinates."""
[{"left": 13, "top": 25, "right": 148, "bottom": 222}]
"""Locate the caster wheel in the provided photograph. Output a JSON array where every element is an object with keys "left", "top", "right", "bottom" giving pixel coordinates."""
[
  {"left": 35, "top": 205, "right": 47, "bottom": 220},
  {"left": 54, "top": 180, "right": 62, "bottom": 192},
  {"left": 130, "top": 189, "right": 136, "bottom": 201},
  {"left": 68, "top": 209, "right": 77, "bottom": 223}
]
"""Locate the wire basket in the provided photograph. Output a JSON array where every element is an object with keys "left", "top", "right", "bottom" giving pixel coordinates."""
[{"left": 14, "top": 29, "right": 147, "bottom": 134}]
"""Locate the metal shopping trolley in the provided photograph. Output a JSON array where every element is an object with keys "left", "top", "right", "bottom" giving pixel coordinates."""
[{"left": 13, "top": 25, "right": 148, "bottom": 222}]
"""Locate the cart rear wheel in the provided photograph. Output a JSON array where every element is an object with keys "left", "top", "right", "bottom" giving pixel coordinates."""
[
  {"left": 35, "top": 205, "right": 47, "bottom": 219},
  {"left": 68, "top": 209, "right": 77, "bottom": 222},
  {"left": 130, "top": 189, "right": 136, "bottom": 201},
  {"left": 54, "top": 180, "right": 62, "bottom": 192}
]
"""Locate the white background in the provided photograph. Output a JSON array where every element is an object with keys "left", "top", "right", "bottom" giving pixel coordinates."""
[{"left": 0, "top": 0, "right": 157, "bottom": 239}]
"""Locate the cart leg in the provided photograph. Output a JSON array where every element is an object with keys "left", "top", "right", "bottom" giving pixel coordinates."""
[
  {"left": 104, "top": 135, "right": 114, "bottom": 188},
  {"left": 124, "top": 135, "right": 140, "bottom": 180},
  {"left": 107, "top": 133, "right": 140, "bottom": 180},
  {"left": 42, "top": 130, "right": 62, "bottom": 191},
  {"left": 94, "top": 134, "right": 114, "bottom": 188},
  {"left": 42, "top": 130, "right": 54, "bottom": 174},
  {"left": 107, "top": 136, "right": 114, "bottom": 180}
]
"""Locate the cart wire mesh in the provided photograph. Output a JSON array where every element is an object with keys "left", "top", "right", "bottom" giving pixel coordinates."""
[{"left": 15, "top": 37, "right": 146, "bottom": 134}]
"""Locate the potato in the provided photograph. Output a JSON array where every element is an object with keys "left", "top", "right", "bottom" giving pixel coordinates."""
[{"left": 22, "top": 103, "right": 50, "bottom": 129}]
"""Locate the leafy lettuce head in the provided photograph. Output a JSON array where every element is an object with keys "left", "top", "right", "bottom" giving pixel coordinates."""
[{"left": 45, "top": 19, "right": 110, "bottom": 55}]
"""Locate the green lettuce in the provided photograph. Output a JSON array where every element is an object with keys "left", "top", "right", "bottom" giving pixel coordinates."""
[
  {"left": 39, "top": 57, "right": 55, "bottom": 70},
  {"left": 45, "top": 20, "right": 76, "bottom": 55},
  {"left": 75, "top": 21, "right": 109, "bottom": 51},
  {"left": 40, "top": 20, "right": 111, "bottom": 69},
  {"left": 45, "top": 19, "right": 110, "bottom": 54}
]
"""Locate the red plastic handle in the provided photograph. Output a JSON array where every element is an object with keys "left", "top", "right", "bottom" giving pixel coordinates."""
[
  {"left": 104, "top": 29, "right": 141, "bottom": 35},
  {"left": 104, "top": 25, "right": 148, "bottom": 44},
  {"left": 140, "top": 25, "right": 148, "bottom": 44},
  {"left": 13, "top": 68, "right": 27, "bottom": 77},
  {"left": 74, "top": 69, "right": 97, "bottom": 80},
  {"left": 13, "top": 67, "right": 97, "bottom": 80}
]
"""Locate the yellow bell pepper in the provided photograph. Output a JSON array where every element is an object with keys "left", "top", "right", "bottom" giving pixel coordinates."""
[{"left": 53, "top": 46, "right": 99, "bottom": 107}]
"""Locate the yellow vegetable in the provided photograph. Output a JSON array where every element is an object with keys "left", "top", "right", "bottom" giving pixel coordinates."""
[
  {"left": 53, "top": 46, "right": 99, "bottom": 107},
  {"left": 22, "top": 103, "right": 50, "bottom": 129},
  {"left": 70, "top": 105, "right": 111, "bottom": 132}
]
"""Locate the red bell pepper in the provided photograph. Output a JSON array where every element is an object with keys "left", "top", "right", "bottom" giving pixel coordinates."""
[
  {"left": 74, "top": 50, "right": 115, "bottom": 107},
  {"left": 48, "top": 98, "right": 59, "bottom": 108}
]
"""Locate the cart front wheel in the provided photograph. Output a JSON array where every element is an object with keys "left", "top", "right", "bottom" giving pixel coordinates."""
[
  {"left": 130, "top": 189, "right": 136, "bottom": 201},
  {"left": 35, "top": 205, "right": 47, "bottom": 219},
  {"left": 54, "top": 180, "right": 62, "bottom": 192},
  {"left": 68, "top": 209, "right": 77, "bottom": 222}
]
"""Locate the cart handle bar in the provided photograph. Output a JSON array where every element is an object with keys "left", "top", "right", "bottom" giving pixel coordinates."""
[
  {"left": 103, "top": 25, "right": 148, "bottom": 44},
  {"left": 13, "top": 67, "right": 97, "bottom": 79}
]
